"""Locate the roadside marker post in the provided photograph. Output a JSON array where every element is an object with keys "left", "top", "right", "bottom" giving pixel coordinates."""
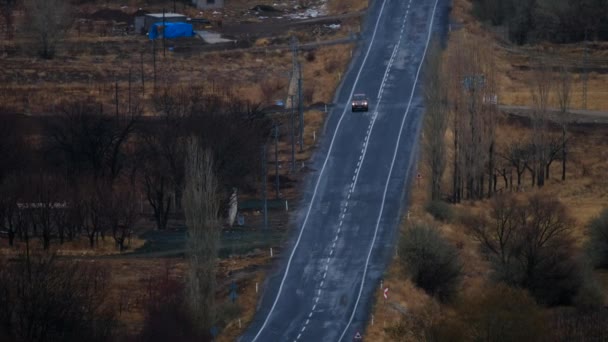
[{"left": 229, "top": 281, "right": 238, "bottom": 303}]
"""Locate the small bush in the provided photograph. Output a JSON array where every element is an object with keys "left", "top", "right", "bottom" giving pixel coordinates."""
[
  {"left": 455, "top": 284, "right": 548, "bottom": 341},
  {"left": 399, "top": 222, "right": 462, "bottom": 302},
  {"left": 586, "top": 209, "right": 608, "bottom": 269},
  {"left": 425, "top": 200, "right": 453, "bottom": 222},
  {"left": 305, "top": 50, "right": 316, "bottom": 62}
]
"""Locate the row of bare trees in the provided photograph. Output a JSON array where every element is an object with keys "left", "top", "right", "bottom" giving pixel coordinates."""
[
  {"left": 0, "top": 85, "right": 271, "bottom": 251},
  {"left": 465, "top": 194, "right": 597, "bottom": 306},
  {"left": 423, "top": 34, "right": 573, "bottom": 203},
  {"left": 473, "top": 0, "right": 608, "bottom": 44}
]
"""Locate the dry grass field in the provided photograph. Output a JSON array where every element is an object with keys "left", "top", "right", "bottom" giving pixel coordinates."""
[
  {"left": 365, "top": 0, "right": 608, "bottom": 339},
  {"left": 0, "top": 0, "right": 367, "bottom": 339}
]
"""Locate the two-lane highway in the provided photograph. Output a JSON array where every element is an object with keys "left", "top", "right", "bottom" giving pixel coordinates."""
[{"left": 241, "top": 0, "right": 450, "bottom": 340}]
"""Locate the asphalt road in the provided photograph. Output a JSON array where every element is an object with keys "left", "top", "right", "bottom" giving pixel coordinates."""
[{"left": 241, "top": 0, "right": 450, "bottom": 341}]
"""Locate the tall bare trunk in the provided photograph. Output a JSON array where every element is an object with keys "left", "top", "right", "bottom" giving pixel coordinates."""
[
  {"left": 423, "top": 38, "right": 448, "bottom": 201},
  {"left": 183, "top": 138, "right": 220, "bottom": 332}
]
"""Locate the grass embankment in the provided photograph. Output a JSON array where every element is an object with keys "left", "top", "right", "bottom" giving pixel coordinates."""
[
  {"left": 365, "top": 120, "right": 608, "bottom": 340},
  {"left": 365, "top": 0, "right": 608, "bottom": 339}
]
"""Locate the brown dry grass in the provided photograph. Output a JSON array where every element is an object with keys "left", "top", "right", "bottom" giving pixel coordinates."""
[
  {"left": 327, "top": 0, "right": 369, "bottom": 15},
  {"left": 451, "top": 0, "right": 608, "bottom": 111},
  {"left": 1, "top": 1, "right": 363, "bottom": 339},
  {"left": 0, "top": 236, "right": 146, "bottom": 257},
  {"left": 366, "top": 120, "right": 608, "bottom": 340},
  {"left": 365, "top": 1, "right": 608, "bottom": 339}
]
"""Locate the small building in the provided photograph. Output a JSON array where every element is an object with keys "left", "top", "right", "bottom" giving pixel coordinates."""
[
  {"left": 192, "top": 0, "right": 225, "bottom": 10},
  {"left": 133, "top": 9, "right": 149, "bottom": 35},
  {"left": 144, "top": 13, "right": 187, "bottom": 32}
]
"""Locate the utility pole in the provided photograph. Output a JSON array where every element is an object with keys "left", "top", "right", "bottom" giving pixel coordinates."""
[
  {"left": 290, "top": 94, "right": 296, "bottom": 172},
  {"left": 128, "top": 67, "right": 132, "bottom": 114},
  {"left": 162, "top": 8, "right": 166, "bottom": 58},
  {"left": 152, "top": 40, "right": 157, "bottom": 88},
  {"left": 582, "top": 30, "right": 588, "bottom": 110},
  {"left": 114, "top": 77, "right": 119, "bottom": 116},
  {"left": 274, "top": 123, "right": 280, "bottom": 199},
  {"left": 298, "top": 62, "right": 304, "bottom": 152},
  {"left": 262, "top": 144, "right": 268, "bottom": 230},
  {"left": 140, "top": 51, "right": 145, "bottom": 95}
]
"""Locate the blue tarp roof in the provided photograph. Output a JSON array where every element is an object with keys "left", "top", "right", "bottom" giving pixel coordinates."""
[{"left": 148, "top": 22, "right": 194, "bottom": 40}]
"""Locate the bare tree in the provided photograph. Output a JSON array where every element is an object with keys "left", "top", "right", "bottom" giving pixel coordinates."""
[
  {"left": 77, "top": 179, "right": 109, "bottom": 249},
  {"left": 555, "top": 66, "right": 572, "bottom": 181},
  {"left": 446, "top": 33, "right": 499, "bottom": 201},
  {"left": 467, "top": 195, "right": 520, "bottom": 274},
  {"left": 0, "top": 175, "right": 26, "bottom": 247},
  {"left": 23, "top": 0, "right": 72, "bottom": 59},
  {"left": 467, "top": 193, "right": 582, "bottom": 305},
  {"left": 0, "top": 0, "right": 17, "bottom": 40},
  {"left": 140, "top": 107, "right": 187, "bottom": 229},
  {"left": 423, "top": 38, "right": 449, "bottom": 201},
  {"left": 183, "top": 139, "right": 220, "bottom": 332},
  {"left": 107, "top": 187, "right": 139, "bottom": 251},
  {"left": 528, "top": 59, "right": 553, "bottom": 187},
  {"left": 46, "top": 99, "right": 139, "bottom": 185}
]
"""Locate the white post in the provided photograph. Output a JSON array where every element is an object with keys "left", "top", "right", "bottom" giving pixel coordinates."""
[
  {"left": 324, "top": 104, "right": 327, "bottom": 113},
  {"left": 380, "top": 280, "right": 383, "bottom": 289},
  {"left": 270, "top": 247, "right": 274, "bottom": 258},
  {"left": 238, "top": 318, "right": 242, "bottom": 328},
  {"left": 256, "top": 282, "right": 259, "bottom": 293},
  {"left": 313, "top": 130, "right": 316, "bottom": 142},
  {"left": 285, "top": 200, "right": 289, "bottom": 211}
]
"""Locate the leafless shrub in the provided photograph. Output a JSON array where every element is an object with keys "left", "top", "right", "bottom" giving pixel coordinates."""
[
  {"left": 586, "top": 209, "right": 608, "bottom": 269},
  {"left": 138, "top": 265, "right": 206, "bottom": 342},
  {"left": 399, "top": 222, "right": 462, "bottom": 302},
  {"left": 0, "top": 254, "right": 116, "bottom": 341},
  {"left": 466, "top": 193, "right": 593, "bottom": 305},
  {"left": 438, "top": 284, "right": 548, "bottom": 341}
]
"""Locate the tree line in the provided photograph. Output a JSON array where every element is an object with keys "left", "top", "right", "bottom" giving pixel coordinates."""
[
  {"left": 423, "top": 34, "right": 572, "bottom": 203},
  {"left": 472, "top": 0, "right": 608, "bottom": 44},
  {"left": 0, "top": 86, "right": 271, "bottom": 251},
  {"left": 0, "top": 85, "right": 271, "bottom": 341},
  {"left": 405, "top": 32, "right": 608, "bottom": 342}
]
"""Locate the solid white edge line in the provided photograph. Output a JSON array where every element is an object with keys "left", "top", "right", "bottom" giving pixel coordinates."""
[
  {"left": 248, "top": 0, "right": 391, "bottom": 340},
  {"left": 337, "top": 0, "right": 440, "bottom": 340}
]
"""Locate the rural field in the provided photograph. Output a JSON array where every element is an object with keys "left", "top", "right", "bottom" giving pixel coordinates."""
[
  {"left": 366, "top": 0, "right": 608, "bottom": 341},
  {"left": 1, "top": 0, "right": 608, "bottom": 341},
  {"left": 0, "top": 0, "right": 366, "bottom": 340}
]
